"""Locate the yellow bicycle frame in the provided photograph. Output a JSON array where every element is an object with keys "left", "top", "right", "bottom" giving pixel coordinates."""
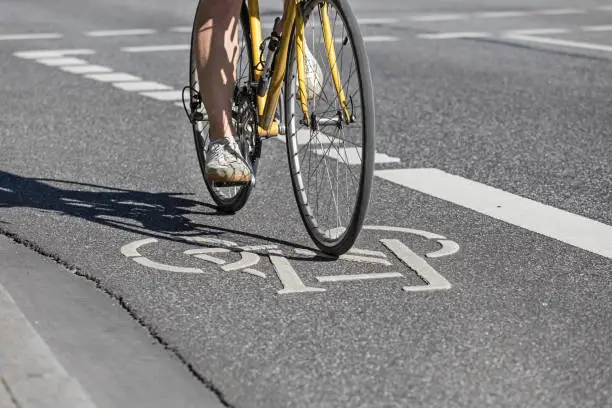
[{"left": 248, "top": 0, "right": 350, "bottom": 136}]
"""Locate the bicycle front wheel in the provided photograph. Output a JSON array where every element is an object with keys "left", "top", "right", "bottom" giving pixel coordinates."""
[{"left": 284, "top": 0, "right": 375, "bottom": 255}]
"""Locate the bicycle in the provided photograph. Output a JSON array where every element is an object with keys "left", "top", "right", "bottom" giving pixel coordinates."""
[{"left": 185, "top": 0, "right": 375, "bottom": 255}]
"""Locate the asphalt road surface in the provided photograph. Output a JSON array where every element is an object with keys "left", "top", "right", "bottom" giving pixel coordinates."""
[{"left": 1, "top": 0, "right": 611, "bottom": 407}]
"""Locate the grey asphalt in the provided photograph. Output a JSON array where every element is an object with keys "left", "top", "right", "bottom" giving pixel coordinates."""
[{"left": 1, "top": 0, "right": 611, "bottom": 407}]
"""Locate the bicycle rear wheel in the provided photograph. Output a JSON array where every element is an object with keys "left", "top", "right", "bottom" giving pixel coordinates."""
[
  {"left": 189, "top": 3, "right": 258, "bottom": 213},
  {"left": 284, "top": 0, "right": 375, "bottom": 255}
]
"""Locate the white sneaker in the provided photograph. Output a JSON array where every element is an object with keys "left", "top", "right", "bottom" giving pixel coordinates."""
[
  {"left": 204, "top": 138, "right": 252, "bottom": 184},
  {"left": 302, "top": 43, "right": 324, "bottom": 100}
]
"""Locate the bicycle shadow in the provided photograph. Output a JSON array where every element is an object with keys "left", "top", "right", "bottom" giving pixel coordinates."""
[{"left": 0, "top": 170, "right": 333, "bottom": 260}]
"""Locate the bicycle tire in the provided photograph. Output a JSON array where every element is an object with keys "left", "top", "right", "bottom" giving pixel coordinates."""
[
  {"left": 189, "top": 2, "right": 257, "bottom": 213},
  {"left": 284, "top": 0, "right": 375, "bottom": 255}
]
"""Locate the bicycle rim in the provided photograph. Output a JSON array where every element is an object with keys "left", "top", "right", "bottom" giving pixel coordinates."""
[
  {"left": 189, "top": 3, "right": 257, "bottom": 213},
  {"left": 284, "top": 0, "right": 375, "bottom": 255}
]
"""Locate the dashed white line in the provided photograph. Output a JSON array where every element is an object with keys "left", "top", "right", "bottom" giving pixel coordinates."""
[
  {"left": 503, "top": 28, "right": 569, "bottom": 35},
  {"left": 316, "top": 272, "right": 403, "bottom": 282},
  {"left": 0, "top": 33, "right": 63, "bottom": 40},
  {"left": 418, "top": 32, "right": 490, "bottom": 40},
  {"left": 375, "top": 168, "right": 612, "bottom": 259},
  {"left": 113, "top": 81, "right": 172, "bottom": 91},
  {"left": 85, "top": 29, "right": 156, "bottom": 37},
  {"left": 506, "top": 34, "right": 612, "bottom": 53},
  {"left": 410, "top": 14, "right": 466, "bottom": 22},
  {"left": 473, "top": 11, "right": 528, "bottom": 18},
  {"left": 582, "top": 25, "right": 612, "bottom": 32},
  {"left": 36, "top": 57, "right": 88, "bottom": 66},
  {"left": 14, "top": 49, "right": 94, "bottom": 59},
  {"left": 536, "top": 8, "right": 586, "bottom": 15},
  {"left": 140, "top": 90, "right": 183, "bottom": 101},
  {"left": 60, "top": 64, "right": 113, "bottom": 74},
  {"left": 84, "top": 72, "right": 142, "bottom": 82},
  {"left": 121, "top": 44, "right": 189, "bottom": 53}
]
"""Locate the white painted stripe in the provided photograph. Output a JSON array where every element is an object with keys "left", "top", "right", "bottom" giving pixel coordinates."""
[
  {"left": 597, "top": 5, "right": 612, "bottom": 11},
  {"left": 14, "top": 49, "right": 94, "bottom": 59},
  {"left": 170, "top": 26, "right": 192, "bottom": 33},
  {"left": 60, "top": 64, "right": 113, "bottom": 74},
  {"left": 85, "top": 29, "right": 156, "bottom": 37},
  {"left": 375, "top": 168, "right": 612, "bottom": 259},
  {"left": 364, "top": 36, "right": 398, "bottom": 42},
  {"left": 358, "top": 18, "right": 399, "bottom": 24},
  {"left": 473, "top": 11, "right": 528, "bottom": 18},
  {"left": 0, "top": 33, "right": 62, "bottom": 40},
  {"left": 339, "top": 254, "right": 392, "bottom": 266},
  {"left": 0, "top": 284, "right": 98, "bottom": 407},
  {"left": 113, "top": 81, "right": 171, "bottom": 91},
  {"left": 419, "top": 32, "right": 490, "bottom": 40},
  {"left": 506, "top": 34, "right": 612, "bottom": 53},
  {"left": 410, "top": 14, "right": 466, "bottom": 22},
  {"left": 36, "top": 57, "right": 88, "bottom": 66},
  {"left": 504, "top": 28, "right": 569, "bottom": 35},
  {"left": 582, "top": 25, "right": 612, "bottom": 32},
  {"left": 317, "top": 272, "right": 403, "bottom": 282},
  {"left": 348, "top": 248, "right": 387, "bottom": 257},
  {"left": 536, "top": 8, "right": 586, "bottom": 15},
  {"left": 121, "top": 44, "right": 189, "bottom": 53},
  {"left": 85, "top": 72, "right": 142, "bottom": 82},
  {"left": 140, "top": 90, "right": 183, "bottom": 101}
]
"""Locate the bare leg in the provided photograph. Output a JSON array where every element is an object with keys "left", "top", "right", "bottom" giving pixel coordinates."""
[{"left": 194, "top": 0, "right": 242, "bottom": 141}]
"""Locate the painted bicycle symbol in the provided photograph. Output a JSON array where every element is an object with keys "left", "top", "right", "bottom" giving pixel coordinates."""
[{"left": 120, "top": 225, "right": 459, "bottom": 295}]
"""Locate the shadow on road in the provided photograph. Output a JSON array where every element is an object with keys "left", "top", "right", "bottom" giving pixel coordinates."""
[{"left": 0, "top": 170, "right": 325, "bottom": 258}]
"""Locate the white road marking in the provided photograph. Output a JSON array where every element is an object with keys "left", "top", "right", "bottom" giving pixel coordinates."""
[
  {"left": 503, "top": 28, "right": 569, "bottom": 35},
  {"left": 140, "top": 90, "right": 183, "bottom": 101},
  {"left": 317, "top": 272, "right": 403, "bottom": 282},
  {"left": 339, "top": 254, "right": 392, "bottom": 266},
  {"left": 474, "top": 11, "right": 528, "bottom": 18},
  {"left": 348, "top": 248, "right": 387, "bottom": 257},
  {"left": 0, "top": 284, "right": 98, "bottom": 407},
  {"left": 269, "top": 255, "right": 326, "bottom": 294},
  {"left": 0, "top": 33, "right": 62, "bottom": 40},
  {"left": 60, "top": 64, "right": 113, "bottom": 74},
  {"left": 375, "top": 168, "right": 612, "bottom": 259},
  {"left": 582, "top": 25, "right": 612, "bottom": 32},
  {"left": 121, "top": 44, "right": 189, "bottom": 53},
  {"left": 85, "top": 72, "right": 142, "bottom": 82},
  {"left": 85, "top": 29, "right": 156, "bottom": 37},
  {"left": 170, "top": 26, "right": 192, "bottom": 33},
  {"left": 243, "top": 269, "right": 266, "bottom": 278},
  {"left": 313, "top": 147, "right": 401, "bottom": 165},
  {"left": 113, "top": 81, "right": 172, "bottom": 91},
  {"left": 222, "top": 252, "right": 261, "bottom": 271},
  {"left": 364, "top": 36, "right": 398, "bottom": 42},
  {"left": 358, "top": 18, "right": 399, "bottom": 24},
  {"left": 382, "top": 239, "right": 452, "bottom": 291},
  {"left": 410, "top": 14, "right": 466, "bottom": 22},
  {"left": 536, "top": 8, "right": 586, "bottom": 15},
  {"left": 36, "top": 57, "right": 88, "bottom": 66},
  {"left": 120, "top": 239, "right": 204, "bottom": 273},
  {"left": 418, "top": 32, "right": 491, "bottom": 40},
  {"left": 597, "top": 5, "right": 612, "bottom": 11},
  {"left": 505, "top": 34, "right": 612, "bottom": 53},
  {"left": 14, "top": 49, "right": 94, "bottom": 59}
]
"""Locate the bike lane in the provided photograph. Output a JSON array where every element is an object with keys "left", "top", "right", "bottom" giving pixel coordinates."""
[{"left": 0, "top": 44, "right": 610, "bottom": 408}]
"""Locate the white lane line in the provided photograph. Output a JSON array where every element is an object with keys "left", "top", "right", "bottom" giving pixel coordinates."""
[
  {"left": 14, "top": 49, "right": 94, "bottom": 59},
  {"left": 582, "top": 25, "right": 612, "bottom": 32},
  {"left": 419, "top": 32, "right": 491, "bottom": 40},
  {"left": 0, "top": 33, "right": 62, "bottom": 40},
  {"left": 536, "top": 8, "right": 586, "bottom": 15},
  {"left": 0, "top": 284, "right": 98, "bottom": 408},
  {"left": 316, "top": 272, "right": 403, "bottom": 282},
  {"left": 505, "top": 34, "right": 612, "bottom": 53},
  {"left": 170, "top": 26, "right": 192, "bottom": 33},
  {"left": 121, "top": 44, "right": 189, "bottom": 53},
  {"left": 60, "top": 64, "right": 113, "bottom": 74},
  {"left": 113, "top": 81, "right": 172, "bottom": 91},
  {"left": 503, "top": 28, "right": 569, "bottom": 35},
  {"left": 140, "top": 90, "right": 183, "bottom": 101},
  {"left": 410, "top": 14, "right": 466, "bottom": 22},
  {"left": 473, "top": 11, "right": 528, "bottom": 18},
  {"left": 36, "top": 57, "right": 88, "bottom": 66},
  {"left": 597, "top": 5, "right": 612, "bottom": 11},
  {"left": 364, "top": 36, "right": 398, "bottom": 42},
  {"left": 375, "top": 168, "right": 612, "bottom": 259},
  {"left": 84, "top": 72, "right": 142, "bottom": 82},
  {"left": 85, "top": 29, "right": 156, "bottom": 37},
  {"left": 358, "top": 17, "right": 399, "bottom": 24}
]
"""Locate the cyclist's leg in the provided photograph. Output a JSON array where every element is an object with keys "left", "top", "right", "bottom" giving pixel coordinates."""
[{"left": 194, "top": 0, "right": 242, "bottom": 141}]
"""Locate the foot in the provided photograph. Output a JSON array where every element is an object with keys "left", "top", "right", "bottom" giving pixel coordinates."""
[{"left": 204, "top": 138, "right": 252, "bottom": 184}]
